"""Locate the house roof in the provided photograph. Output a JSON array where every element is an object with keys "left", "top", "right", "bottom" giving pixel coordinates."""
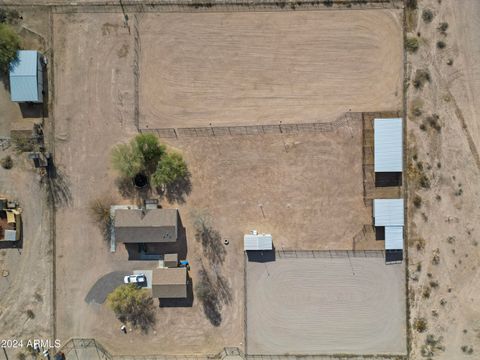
[
  {"left": 244, "top": 234, "right": 273, "bottom": 251},
  {"left": 373, "top": 199, "right": 404, "bottom": 227},
  {"left": 152, "top": 267, "right": 187, "bottom": 298},
  {"left": 114, "top": 208, "right": 178, "bottom": 243},
  {"left": 374, "top": 118, "right": 403, "bottom": 172},
  {"left": 9, "top": 50, "right": 41, "bottom": 102}
]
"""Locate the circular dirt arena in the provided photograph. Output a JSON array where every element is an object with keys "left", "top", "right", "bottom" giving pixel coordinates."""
[{"left": 246, "top": 255, "right": 406, "bottom": 355}]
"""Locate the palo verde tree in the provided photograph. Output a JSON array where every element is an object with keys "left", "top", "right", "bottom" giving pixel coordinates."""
[
  {"left": 151, "top": 152, "right": 188, "bottom": 189},
  {"left": 107, "top": 284, "right": 155, "bottom": 331},
  {"left": 0, "top": 23, "right": 21, "bottom": 73}
]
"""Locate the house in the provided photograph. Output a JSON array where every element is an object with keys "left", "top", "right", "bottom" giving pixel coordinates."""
[
  {"left": 114, "top": 208, "right": 178, "bottom": 244},
  {"left": 9, "top": 50, "right": 44, "bottom": 103},
  {"left": 374, "top": 118, "right": 403, "bottom": 187},
  {"left": 151, "top": 267, "right": 187, "bottom": 298}
]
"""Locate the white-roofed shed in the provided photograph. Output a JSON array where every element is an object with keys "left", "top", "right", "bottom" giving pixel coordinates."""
[
  {"left": 373, "top": 199, "right": 404, "bottom": 227},
  {"left": 385, "top": 226, "right": 403, "bottom": 250},
  {"left": 244, "top": 234, "right": 273, "bottom": 251},
  {"left": 374, "top": 118, "right": 403, "bottom": 172}
]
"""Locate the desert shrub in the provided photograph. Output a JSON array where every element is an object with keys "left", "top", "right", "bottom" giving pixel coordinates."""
[
  {"left": 429, "top": 280, "right": 439, "bottom": 288},
  {"left": 438, "top": 22, "right": 449, "bottom": 33},
  {"left": 426, "top": 114, "right": 441, "bottom": 131},
  {"left": 461, "top": 345, "right": 474, "bottom": 354},
  {"left": 413, "top": 107, "right": 422, "bottom": 117},
  {"left": 422, "top": 286, "right": 431, "bottom": 299},
  {"left": 406, "top": 0, "right": 417, "bottom": 10},
  {"left": 419, "top": 174, "right": 430, "bottom": 189},
  {"left": 16, "top": 353, "right": 26, "bottom": 360},
  {"left": 11, "top": 134, "right": 34, "bottom": 153},
  {"left": 26, "top": 309, "right": 35, "bottom": 319},
  {"left": 422, "top": 9, "right": 434, "bottom": 23},
  {"left": 323, "top": 0, "right": 333, "bottom": 7},
  {"left": 0, "top": 155, "right": 12, "bottom": 169},
  {"left": 432, "top": 249, "right": 440, "bottom": 265},
  {"left": 0, "top": 23, "right": 21, "bottom": 73},
  {"left": 89, "top": 197, "right": 114, "bottom": 241},
  {"left": 447, "top": 58, "right": 453, "bottom": 66},
  {"left": 413, "top": 317, "right": 428, "bottom": 332},
  {"left": 107, "top": 284, "right": 155, "bottom": 331},
  {"left": 437, "top": 40, "right": 446, "bottom": 49},
  {"left": 405, "top": 37, "right": 419, "bottom": 53},
  {"left": 413, "top": 69, "right": 431, "bottom": 89},
  {"left": 419, "top": 123, "right": 427, "bottom": 131},
  {"left": 413, "top": 195, "right": 422, "bottom": 208}
]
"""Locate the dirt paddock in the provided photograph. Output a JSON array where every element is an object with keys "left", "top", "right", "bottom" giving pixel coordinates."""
[
  {"left": 246, "top": 255, "right": 406, "bottom": 355},
  {"left": 139, "top": 9, "right": 403, "bottom": 129}
]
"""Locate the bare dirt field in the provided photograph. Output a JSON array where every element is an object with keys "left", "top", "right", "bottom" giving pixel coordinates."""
[
  {"left": 139, "top": 10, "right": 403, "bottom": 129},
  {"left": 246, "top": 255, "right": 406, "bottom": 355},
  {"left": 407, "top": 0, "right": 480, "bottom": 358}
]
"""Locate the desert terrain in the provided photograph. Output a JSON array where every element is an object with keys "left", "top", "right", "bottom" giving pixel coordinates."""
[{"left": 407, "top": 0, "right": 480, "bottom": 358}]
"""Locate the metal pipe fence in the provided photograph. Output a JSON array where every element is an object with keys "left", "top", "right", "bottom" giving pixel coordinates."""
[{"left": 275, "top": 249, "right": 385, "bottom": 258}]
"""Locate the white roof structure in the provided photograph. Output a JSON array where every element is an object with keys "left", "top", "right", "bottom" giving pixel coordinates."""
[
  {"left": 374, "top": 118, "right": 403, "bottom": 172},
  {"left": 4, "top": 230, "right": 16, "bottom": 241},
  {"left": 385, "top": 226, "right": 403, "bottom": 250},
  {"left": 244, "top": 234, "right": 273, "bottom": 251},
  {"left": 373, "top": 199, "right": 404, "bottom": 227}
]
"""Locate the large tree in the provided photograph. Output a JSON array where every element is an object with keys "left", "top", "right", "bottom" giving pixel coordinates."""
[
  {"left": 107, "top": 284, "right": 155, "bottom": 331},
  {"left": 133, "top": 133, "right": 165, "bottom": 172},
  {"left": 151, "top": 152, "right": 188, "bottom": 189},
  {"left": 0, "top": 23, "right": 20, "bottom": 73},
  {"left": 111, "top": 143, "right": 144, "bottom": 179}
]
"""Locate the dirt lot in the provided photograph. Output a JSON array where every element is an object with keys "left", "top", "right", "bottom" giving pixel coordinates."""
[
  {"left": 246, "top": 255, "right": 406, "bottom": 355},
  {"left": 139, "top": 10, "right": 403, "bottom": 129},
  {"left": 407, "top": 0, "right": 480, "bottom": 358}
]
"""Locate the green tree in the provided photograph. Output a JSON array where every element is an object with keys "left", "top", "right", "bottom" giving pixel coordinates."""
[
  {"left": 151, "top": 152, "right": 188, "bottom": 188},
  {"left": 107, "top": 284, "right": 155, "bottom": 331},
  {"left": 111, "top": 143, "right": 144, "bottom": 179},
  {"left": 133, "top": 133, "right": 165, "bottom": 172},
  {"left": 0, "top": 23, "right": 20, "bottom": 73}
]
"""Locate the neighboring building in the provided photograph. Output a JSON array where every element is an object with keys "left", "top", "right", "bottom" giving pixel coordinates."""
[
  {"left": 373, "top": 199, "right": 404, "bottom": 263},
  {"left": 374, "top": 118, "right": 403, "bottom": 187},
  {"left": 163, "top": 253, "right": 178, "bottom": 268},
  {"left": 114, "top": 208, "right": 178, "bottom": 243},
  {"left": 152, "top": 267, "right": 187, "bottom": 298},
  {"left": 9, "top": 50, "right": 44, "bottom": 103},
  {"left": 244, "top": 233, "right": 273, "bottom": 251}
]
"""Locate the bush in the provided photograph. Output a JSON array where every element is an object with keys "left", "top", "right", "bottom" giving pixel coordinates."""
[
  {"left": 0, "top": 23, "right": 21, "bottom": 73},
  {"left": 26, "top": 309, "right": 35, "bottom": 319},
  {"left": 422, "top": 9, "right": 434, "bottom": 23},
  {"left": 413, "top": 317, "right": 428, "bottom": 332},
  {"left": 0, "top": 155, "right": 12, "bottom": 169},
  {"left": 107, "top": 284, "right": 155, "bottom": 331},
  {"left": 11, "top": 134, "right": 34, "bottom": 152},
  {"left": 438, "top": 22, "right": 449, "bottom": 33},
  {"left": 413, "top": 69, "right": 431, "bottom": 89},
  {"left": 405, "top": 37, "right": 419, "bottom": 53},
  {"left": 413, "top": 195, "right": 422, "bottom": 208},
  {"left": 406, "top": 0, "right": 417, "bottom": 10},
  {"left": 437, "top": 40, "right": 446, "bottom": 49},
  {"left": 89, "top": 197, "right": 114, "bottom": 241}
]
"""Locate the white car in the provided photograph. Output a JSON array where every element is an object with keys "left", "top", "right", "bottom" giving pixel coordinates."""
[{"left": 124, "top": 274, "right": 146, "bottom": 284}]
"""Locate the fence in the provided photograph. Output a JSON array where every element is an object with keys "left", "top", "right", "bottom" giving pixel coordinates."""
[
  {"left": 140, "top": 113, "right": 360, "bottom": 138},
  {"left": 275, "top": 249, "right": 385, "bottom": 258},
  {"left": 49, "top": 0, "right": 403, "bottom": 14},
  {"left": 60, "top": 338, "right": 113, "bottom": 360}
]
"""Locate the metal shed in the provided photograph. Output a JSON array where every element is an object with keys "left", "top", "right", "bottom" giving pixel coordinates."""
[
  {"left": 244, "top": 234, "right": 273, "bottom": 251},
  {"left": 385, "top": 226, "right": 403, "bottom": 250},
  {"left": 373, "top": 199, "right": 404, "bottom": 227},
  {"left": 9, "top": 50, "right": 43, "bottom": 103},
  {"left": 374, "top": 118, "right": 403, "bottom": 172}
]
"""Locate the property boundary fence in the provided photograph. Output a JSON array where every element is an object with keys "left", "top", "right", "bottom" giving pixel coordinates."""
[
  {"left": 139, "top": 113, "right": 361, "bottom": 138},
  {"left": 247, "top": 355, "right": 407, "bottom": 360},
  {"left": 275, "top": 249, "right": 384, "bottom": 258},
  {"left": 47, "top": 0, "right": 403, "bottom": 14},
  {"left": 60, "top": 338, "right": 113, "bottom": 360}
]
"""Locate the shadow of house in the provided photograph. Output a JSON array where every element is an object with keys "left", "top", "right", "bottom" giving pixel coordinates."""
[
  {"left": 158, "top": 274, "right": 194, "bottom": 308},
  {"left": 114, "top": 208, "right": 187, "bottom": 261}
]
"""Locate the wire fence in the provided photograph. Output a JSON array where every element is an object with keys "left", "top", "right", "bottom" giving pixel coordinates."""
[
  {"left": 275, "top": 249, "right": 385, "bottom": 258},
  {"left": 139, "top": 113, "right": 361, "bottom": 138},
  {"left": 61, "top": 338, "right": 113, "bottom": 360},
  {"left": 49, "top": 0, "right": 403, "bottom": 14}
]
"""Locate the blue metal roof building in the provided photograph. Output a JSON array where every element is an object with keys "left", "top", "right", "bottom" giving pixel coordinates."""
[
  {"left": 9, "top": 50, "right": 43, "bottom": 103},
  {"left": 374, "top": 118, "right": 403, "bottom": 172}
]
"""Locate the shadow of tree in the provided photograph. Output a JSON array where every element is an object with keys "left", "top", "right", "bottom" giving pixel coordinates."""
[
  {"left": 195, "top": 264, "right": 232, "bottom": 327},
  {"left": 192, "top": 212, "right": 226, "bottom": 265},
  {"left": 43, "top": 160, "right": 72, "bottom": 208},
  {"left": 117, "top": 295, "right": 156, "bottom": 333},
  {"left": 115, "top": 176, "right": 136, "bottom": 199},
  {"left": 159, "top": 171, "right": 192, "bottom": 205}
]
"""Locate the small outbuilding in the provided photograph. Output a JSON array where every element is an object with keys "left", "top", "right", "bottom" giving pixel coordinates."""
[
  {"left": 152, "top": 267, "right": 187, "bottom": 298},
  {"left": 374, "top": 118, "right": 403, "bottom": 186},
  {"left": 244, "top": 233, "right": 273, "bottom": 251},
  {"left": 373, "top": 199, "right": 404, "bottom": 263},
  {"left": 114, "top": 208, "right": 178, "bottom": 243},
  {"left": 9, "top": 50, "right": 44, "bottom": 103}
]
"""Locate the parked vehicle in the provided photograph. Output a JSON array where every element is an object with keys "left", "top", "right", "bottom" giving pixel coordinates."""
[{"left": 123, "top": 274, "right": 146, "bottom": 284}]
